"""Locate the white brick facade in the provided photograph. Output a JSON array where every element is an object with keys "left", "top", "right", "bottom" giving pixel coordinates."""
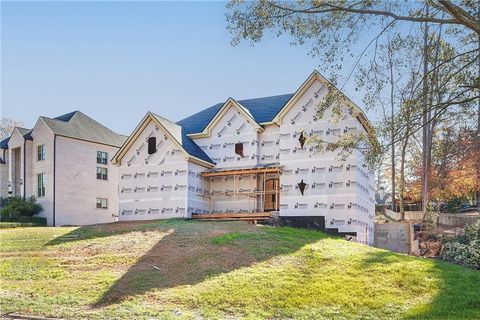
[{"left": 0, "top": 112, "right": 125, "bottom": 226}]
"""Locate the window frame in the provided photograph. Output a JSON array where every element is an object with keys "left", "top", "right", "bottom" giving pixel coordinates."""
[
  {"left": 148, "top": 137, "right": 157, "bottom": 155},
  {"left": 37, "top": 145, "right": 46, "bottom": 161},
  {"left": 96, "top": 151, "right": 108, "bottom": 165},
  {"left": 37, "top": 173, "right": 46, "bottom": 197},
  {"left": 96, "top": 167, "right": 108, "bottom": 181},
  {"left": 235, "top": 142, "right": 244, "bottom": 157},
  {"left": 96, "top": 197, "right": 108, "bottom": 209}
]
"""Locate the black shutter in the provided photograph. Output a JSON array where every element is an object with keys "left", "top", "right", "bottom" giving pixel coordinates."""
[
  {"left": 148, "top": 137, "right": 157, "bottom": 154},
  {"left": 298, "top": 132, "right": 306, "bottom": 148}
]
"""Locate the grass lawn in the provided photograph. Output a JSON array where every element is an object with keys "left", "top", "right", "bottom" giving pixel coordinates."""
[{"left": 0, "top": 219, "right": 479, "bottom": 319}]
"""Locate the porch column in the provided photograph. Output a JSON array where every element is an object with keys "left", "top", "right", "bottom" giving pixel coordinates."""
[
  {"left": 7, "top": 148, "right": 12, "bottom": 196},
  {"left": 20, "top": 144, "right": 24, "bottom": 198}
]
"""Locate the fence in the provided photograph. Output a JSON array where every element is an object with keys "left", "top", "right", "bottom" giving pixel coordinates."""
[
  {"left": 384, "top": 209, "right": 424, "bottom": 222},
  {"left": 437, "top": 213, "right": 480, "bottom": 228}
]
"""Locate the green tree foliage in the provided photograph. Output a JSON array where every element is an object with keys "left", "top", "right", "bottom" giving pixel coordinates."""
[{"left": 227, "top": 1, "right": 480, "bottom": 209}]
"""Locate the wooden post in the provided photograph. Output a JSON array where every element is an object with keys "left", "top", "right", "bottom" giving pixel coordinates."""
[
  {"left": 262, "top": 171, "right": 266, "bottom": 212},
  {"left": 276, "top": 172, "right": 279, "bottom": 212},
  {"left": 233, "top": 173, "right": 236, "bottom": 213}
]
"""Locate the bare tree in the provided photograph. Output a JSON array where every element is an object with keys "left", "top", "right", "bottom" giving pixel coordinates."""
[{"left": 0, "top": 118, "right": 23, "bottom": 140}]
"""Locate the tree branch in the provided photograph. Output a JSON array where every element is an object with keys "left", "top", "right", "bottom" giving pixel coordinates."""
[{"left": 266, "top": 1, "right": 479, "bottom": 33}]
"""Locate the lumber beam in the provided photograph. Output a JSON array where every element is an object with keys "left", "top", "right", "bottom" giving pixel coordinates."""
[{"left": 200, "top": 167, "right": 281, "bottom": 177}]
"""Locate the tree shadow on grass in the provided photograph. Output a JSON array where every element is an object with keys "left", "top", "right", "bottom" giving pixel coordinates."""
[
  {"left": 91, "top": 222, "right": 326, "bottom": 307},
  {"left": 46, "top": 219, "right": 182, "bottom": 246},
  {"left": 358, "top": 250, "right": 480, "bottom": 319}
]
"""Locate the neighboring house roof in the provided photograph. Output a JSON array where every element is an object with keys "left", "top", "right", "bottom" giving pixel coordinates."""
[
  {"left": 0, "top": 137, "right": 9, "bottom": 149},
  {"left": 177, "top": 94, "right": 294, "bottom": 135},
  {"left": 40, "top": 111, "right": 127, "bottom": 147},
  {"left": 16, "top": 127, "right": 33, "bottom": 140},
  {"left": 375, "top": 192, "right": 392, "bottom": 205},
  {"left": 54, "top": 111, "right": 77, "bottom": 122}
]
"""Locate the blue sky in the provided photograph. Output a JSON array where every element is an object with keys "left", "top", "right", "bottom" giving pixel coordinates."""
[{"left": 2, "top": 1, "right": 366, "bottom": 135}]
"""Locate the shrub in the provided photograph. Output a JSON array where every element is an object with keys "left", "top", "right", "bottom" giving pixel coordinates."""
[
  {"left": 0, "top": 196, "right": 43, "bottom": 220},
  {"left": 15, "top": 216, "right": 47, "bottom": 225},
  {"left": 441, "top": 197, "right": 471, "bottom": 213},
  {"left": 440, "top": 221, "right": 480, "bottom": 270},
  {"left": 0, "top": 222, "right": 40, "bottom": 229}
]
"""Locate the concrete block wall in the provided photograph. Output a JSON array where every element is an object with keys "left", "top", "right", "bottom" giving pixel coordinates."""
[{"left": 374, "top": 222, "right": 416, "bottom": 254}]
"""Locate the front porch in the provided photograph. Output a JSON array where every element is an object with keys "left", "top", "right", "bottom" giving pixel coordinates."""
[{"left": 193, "top": 164, "right": 281, "bottom": 220}]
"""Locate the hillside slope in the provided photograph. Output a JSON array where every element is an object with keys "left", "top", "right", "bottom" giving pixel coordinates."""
[{"left": 0, "top": 219, "right": 479, "bottom": 319}]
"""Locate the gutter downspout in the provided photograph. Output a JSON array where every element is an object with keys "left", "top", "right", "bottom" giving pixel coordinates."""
[
  {"left": 53, "top": 135, "right": 56, "bottom": 227},
  {"left": 23, "top": 140, "right": 26, "bottom": 199}
]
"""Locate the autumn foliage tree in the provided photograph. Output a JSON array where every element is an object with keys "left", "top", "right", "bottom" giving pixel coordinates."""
[{"left": 406, "top": 126, "right": 479, "bottom": 211}]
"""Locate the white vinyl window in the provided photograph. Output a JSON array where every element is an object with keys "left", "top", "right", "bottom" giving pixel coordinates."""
[
  {"left": 97, "top": 151, "right": 108, "bottom": 165},
  {"left": 37, "top": 173, "right": 45, "bottom": 197},
  {"left": 37, "top": 145, "right": 46, "bottom": 161},
  {"left": 96, "top": 167, "right": 108, "bottom": 180},
  {"left": 96, "top": 198, "right": 108, "bottom": 209}
]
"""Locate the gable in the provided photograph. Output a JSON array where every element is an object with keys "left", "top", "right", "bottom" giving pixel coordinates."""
[
  {"left": 31, "top": 118, "right": 54, "bottom": 141},
  {"left": 176, "top": 94, "right": 293, "bottom": 136},
  {"left": 119, "top": 119, "right": 180, "bottom": 168},
  {"left": 186, "top": 98, "right": 263, "bottom": 139},
  {"left": 112, "top": 113, "right": 214, "bottom": 167},
  {"left": 272, "top": 71, "right": 375, "bottom": 136},
  {"left": 279, "top": 78, "right": 330, "bottom": 127},
  {"left": 8, "top": 127, "right": 30, "bottom": 148}
]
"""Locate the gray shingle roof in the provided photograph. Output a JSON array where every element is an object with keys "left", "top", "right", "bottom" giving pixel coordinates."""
[
  {"left": 0, "top": 137, "right": 9, "bottom": 149},
  {"left": 150, "top": 113, "right": 214, "bottom": 164},
  {"left": 180, "top": 128, "right": 214, "bottom": 164},
  {"left": 16, "top": 127, "right": 33, "bottom": 140},
  {"left": 174, "top": 94, "right": 293, "bottom": 164},
  {"left": 177, "top": 94, "right": 293, "bottom": 135},
  {"left": 41, "top": 111, "right": 127, "bottom": 147}
]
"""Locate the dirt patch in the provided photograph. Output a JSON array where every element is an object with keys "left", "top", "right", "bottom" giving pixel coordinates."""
[{"left": 94, "top": 221, "right": 261, "bottom": 305}]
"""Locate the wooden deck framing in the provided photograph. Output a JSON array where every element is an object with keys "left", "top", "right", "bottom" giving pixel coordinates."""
[
  {"left": 200, "top": 167, "right": 281, "bottom": 177},
  {"left": 198, "top": 166, "right": 281, "bottom": 218},
  {"left": 191, "top": 212, "right": 272, "bottom": 223}
]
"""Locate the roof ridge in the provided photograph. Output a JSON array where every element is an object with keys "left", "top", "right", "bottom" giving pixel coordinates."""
[
  {"left": 54, "top": 110, "right": 79, "bottom": 121},
  {"left": 15, "top": 126, "right": 32, "bottom": 131},
  {"left": 150, "top": 112, "right": 179, "bottom": 126},
  {"left": 70, "top": 111, "right": 125, "bottom": 136},
  {"left": 237, "top": 93, "right": 294, "bottom": 102}
]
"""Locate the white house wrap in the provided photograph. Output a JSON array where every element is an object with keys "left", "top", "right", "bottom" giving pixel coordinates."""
[{"left": 112, "top": 71, "right": 376, "bottom": 245}]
